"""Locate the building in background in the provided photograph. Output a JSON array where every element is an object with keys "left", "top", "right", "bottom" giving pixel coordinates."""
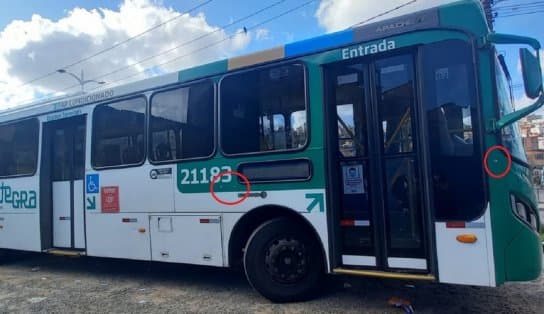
[{"left": 520, "top": 115, "right": 544, "bottom": 185}]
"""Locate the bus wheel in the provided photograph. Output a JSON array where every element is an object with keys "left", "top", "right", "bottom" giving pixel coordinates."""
[{"left": 243, "top": 217, "right": 324, "bottom": 302}]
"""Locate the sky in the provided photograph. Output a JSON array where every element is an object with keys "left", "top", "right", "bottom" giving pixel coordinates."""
[{"left": 0, "top": 0, "right": 542, "bottom": 110}]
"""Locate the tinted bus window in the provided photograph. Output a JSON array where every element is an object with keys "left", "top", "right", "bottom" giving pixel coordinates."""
[
  {"left": 92, "top": 97, "right": 146, "bottom": 168},
  {"left": 0, "top": 119, "right": 39, "bottom": 177},
  {"left": 220, "top": 63, "right": 307, "bottom": 155},
  {"left": 150, "top": 81, "right": 214, "bottom": 162},
  {"left": 495, "top": 56, "right": 528, "bottom": 163},
  {"left": 421, "top": 40, "right": 486, "bottom": 221}
]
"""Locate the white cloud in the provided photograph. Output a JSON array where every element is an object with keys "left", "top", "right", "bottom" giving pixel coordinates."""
[
  {"left": 315, "top": 0, "right": 457, "bottom": 32},
  {"left": 255, "top": 28, "right": 270, "bottom": 41},
  {"left": 0, "top": 0, "right": 251, "bottom": 109}
]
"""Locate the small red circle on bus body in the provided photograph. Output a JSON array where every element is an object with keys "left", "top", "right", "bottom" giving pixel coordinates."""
[
  {"left": 209, "top": 171, "right": 251, "bottom": 206},
  {"left": 483, "top": 145, "right": 512, "bottom": 179}
]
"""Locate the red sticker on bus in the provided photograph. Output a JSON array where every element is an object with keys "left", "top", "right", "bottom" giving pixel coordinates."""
[{"left": 101, "top": 186, "right": 120, "bottom": 213}]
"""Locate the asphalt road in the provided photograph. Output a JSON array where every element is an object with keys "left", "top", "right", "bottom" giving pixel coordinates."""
[{"left": 0, "top": 252, "right": 542, "bottom": 313}]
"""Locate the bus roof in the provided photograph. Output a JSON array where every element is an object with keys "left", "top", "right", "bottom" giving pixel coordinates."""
[{"left": 0, "top": 0, "right": 487, "bottom": 123}]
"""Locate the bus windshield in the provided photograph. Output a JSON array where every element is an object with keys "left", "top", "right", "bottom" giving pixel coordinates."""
[{"left": 495, "top": 55, "right": 528, "bottom": 163}]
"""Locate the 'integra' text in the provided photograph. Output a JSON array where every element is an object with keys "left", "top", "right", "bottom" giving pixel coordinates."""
[{"left": 0, "top": 182, "right": 37, "bottom": 209}]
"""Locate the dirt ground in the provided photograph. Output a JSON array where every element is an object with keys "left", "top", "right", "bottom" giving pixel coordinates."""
[{"left": 0, "top": 252, "right": 542, "bottom": 314}]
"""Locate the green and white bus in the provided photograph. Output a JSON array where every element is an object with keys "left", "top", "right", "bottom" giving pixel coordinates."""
[{"left": 0, "top": 0, "right": 542, "bottom": 302}]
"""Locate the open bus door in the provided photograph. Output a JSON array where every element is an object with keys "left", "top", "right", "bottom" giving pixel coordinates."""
[
  {"left": 40, "top": 115, "right": 87, "bottom": 251},
  {"left": 325, "top": 53, "right": 430, "bottom": 273}
]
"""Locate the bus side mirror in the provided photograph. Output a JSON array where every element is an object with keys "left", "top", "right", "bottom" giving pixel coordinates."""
[
  {"left": 486, "top": 33, "right": 544, "bottom": 131},
  {"left": 520, "top": 48, "right": 543, "bottom": 99}
]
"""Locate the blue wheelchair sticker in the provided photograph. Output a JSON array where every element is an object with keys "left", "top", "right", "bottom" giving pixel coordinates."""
[{"left": 86, "top": 174, "right": 99, "bottom": 194}]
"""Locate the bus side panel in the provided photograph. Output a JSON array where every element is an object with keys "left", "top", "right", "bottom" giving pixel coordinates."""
[
  {"left": 86, "top": 212, "right": 151, "bottom": 260},
  {"left": 504, "top": 222, "right": 542, "bottom": 281},
  {"left": 174, "top": 189, "right": 326, "bottom": 213},
  {"left": 92, "top": 165, "right": 175, "bottom": 213},
  {"left": 490, "top": 163, "right": 542, "bottom": 283},
  {"left": 435, "top": 206, "right": 496, "bottom": 286},
  {"left": 221, "top": 212, "right": 243, "bottom": 267},
  {"left": 0, "top": 213, "right": 41, "bottom": 252},
  {"left": 302, "top": 210, "right": 331, "bottom": 271},
  {"left": 149, "top": 215, "right": 223, "bottom": 266},
  {"left": 0, "top": 176, "right": 41, "bottom": 252}
]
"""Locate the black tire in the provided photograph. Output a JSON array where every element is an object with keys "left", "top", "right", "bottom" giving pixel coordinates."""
[{"left": 243, "top": 217, "right": 324, "bottom": 302}]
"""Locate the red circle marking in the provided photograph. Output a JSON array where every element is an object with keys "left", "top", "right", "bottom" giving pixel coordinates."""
[
  {"left": 209, "top": 171, "right": 251, "bottom": 206},
  {"left": 483, "top": 145, "right": 512, "bottom": 179}
]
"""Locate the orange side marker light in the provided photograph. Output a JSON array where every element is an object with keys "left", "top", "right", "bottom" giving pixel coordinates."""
[{"left": 456, "top": 234, "right": 477, "bottom": 244}]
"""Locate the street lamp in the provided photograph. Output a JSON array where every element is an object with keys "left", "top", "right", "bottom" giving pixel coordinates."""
[{"left": 56, "top": 69, "right": 105, "bottom": 93}]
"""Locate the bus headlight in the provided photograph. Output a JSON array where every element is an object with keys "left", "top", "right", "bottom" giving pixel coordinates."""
[
  {"left": 515, "top": 203, "right": 527, "bottom": 221},
  {"left": 529, "top": 213, "right": 538, "bottom": 231},
  {"left": 510, "top": 194, "right": 539, "bottom": 232}
]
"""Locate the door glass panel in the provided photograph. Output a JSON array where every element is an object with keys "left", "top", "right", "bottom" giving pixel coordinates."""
[
  {"left": 376, "top": 55, "right": 425, "bottom": 260},
  {"left": 52, "top": 128, "right": 71, "bottom": 181},
  {"left": 335, "top": 69, "right": 368, "bottom": 157},
  {"left": 376, "top": 56, "right": 414, "bottom": 155},
  {"left": 73, "top": 123, "right": 86, "bottom": 180},
  {"left": 384, "top": 158, "right": 424, "bottom": 256},
  {"left": 330, "top": 64, "right": 373, "bottom": 256}
]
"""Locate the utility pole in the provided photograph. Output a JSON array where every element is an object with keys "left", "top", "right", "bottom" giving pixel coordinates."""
[
  {"left": 56, "top": 69, "right": 105, "bottom": 93},
  {"left": 481, "top": 0, "right": 495, "bottom": 31}
]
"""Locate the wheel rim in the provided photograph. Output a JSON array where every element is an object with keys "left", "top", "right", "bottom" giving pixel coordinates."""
[{"left": 264, "top": 237, "right": 308, "bottom": 284}]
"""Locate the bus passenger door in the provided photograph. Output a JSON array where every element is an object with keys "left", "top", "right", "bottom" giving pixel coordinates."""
[
  {"left": 326, "top": 64, "right": 378, "bottom": 267},
  {"left": 325, "top": 54, "right": 428, "bottom": 273},
  {"left": 45, "top": 115, "right": 86, "bottom": 250}
]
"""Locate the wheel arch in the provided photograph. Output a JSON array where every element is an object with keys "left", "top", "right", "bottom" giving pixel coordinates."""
[{"left": 227, "top": 205, "right": 327, "bottom": 270}]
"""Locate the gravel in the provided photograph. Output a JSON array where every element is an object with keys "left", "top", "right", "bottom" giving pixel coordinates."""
[{"left": 0, "top": 252, "right": 542, "bottom": 313}]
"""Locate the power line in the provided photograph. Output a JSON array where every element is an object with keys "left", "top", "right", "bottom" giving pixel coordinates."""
[
  {"left": 495, "top": 3, "right": 544, "bottom": 10},
  {"left": 12, "top": 0, "right": 316, "bottom": 106},
  {"left": 494, "top": 0, "right": 544, "bottom": 9},
  {"left": 0, "top": 0, "right": 214, "bottom": 94},
  {"left": 61, "top": 0, "right": 289, "bottom": 92},
  {"left": 499, "top": 10, "right": 544, "bottom": 17},
  {"left": 495, "top": 5, "right": 544, "bottom": 13},
  {"left": 351, "top": 0, "right": 417, "bottom": 27},
  {"left": 61, "top": 0, "right": 214, "bottom": 70},
  {"left": 84, "top": 0, "right": 317, "bottom": 93},
  {"left": 492, "top": 0, "right": 544, "bottom": 18}
]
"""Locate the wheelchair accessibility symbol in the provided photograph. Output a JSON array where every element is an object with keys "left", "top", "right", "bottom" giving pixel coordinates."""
[{"left": 86, "top": 174, "right": 100, "bottom": 194}]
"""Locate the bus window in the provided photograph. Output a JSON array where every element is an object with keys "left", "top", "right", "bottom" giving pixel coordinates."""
[
  {"left": 377, "top": 58, "right": 414, "bottom": 155},
  {"left": 421, "top": 40, "right": 486, "bottom": 221},
  {"left": 291, "top": 110, "right": 307, "bottom": 149},
  {"left": 0, "top": 119, "right": 39, "bottom": 177},
  {"left": 149, "top": 81, "right": 214, "bottom": 162},
  {"left": 220, "top": 63, "right": 307, "bottom": 155},
  {"left": 92, "top": 97, "right": 146, "bottom": 168},
  {"left": 260, "top": 114, "right": 286, "bottom": 151},
  {"left": 495, "top": 56, "right": 528, "bottom": 163}
]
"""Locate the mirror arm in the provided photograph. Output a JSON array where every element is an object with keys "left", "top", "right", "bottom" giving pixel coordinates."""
[
  {"left": 493, "top": 94, "right": 544, "bottom": 131},
  {"left": 486, "top": 33, "right": 541, "bottom": 50}
]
